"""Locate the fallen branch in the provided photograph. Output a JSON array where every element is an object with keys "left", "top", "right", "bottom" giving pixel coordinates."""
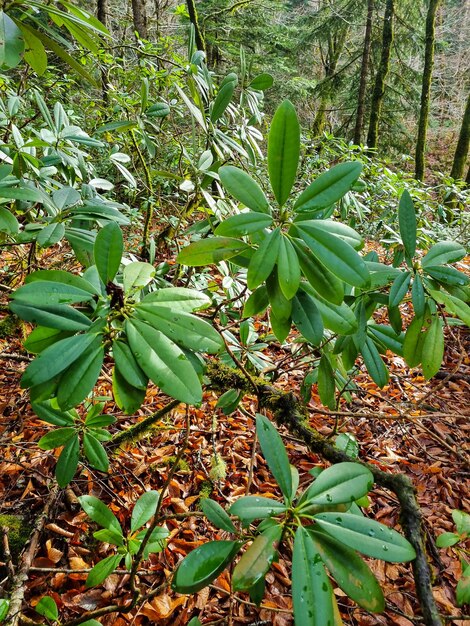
[
  {"left": 206, "top": 361, "right": 443, "bottom": 626},
  {"left": 110, "top": 399, "right": 180, "bottom": 446}
]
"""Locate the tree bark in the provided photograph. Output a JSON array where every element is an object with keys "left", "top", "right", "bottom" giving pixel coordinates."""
[
  {"left": 131, "top": 0, "right": 148, "bottom": 39},
  {"left": 97, "top": 0, "right": 108, "bottom": 26},
  {"left": 353, "top": 0, "right": 374, "bottom": 145},
  {"left": 366, "top": 0, "right": 394, "bottom": 151},
  {"left": 450, "top": 89, "right": 470, "bottom": 180},
  {"left": 186, "top": 0, "right": 206, "bottom": 53},
  {"left": 415, "top": 0, "right": 441, "bottom": 181}
]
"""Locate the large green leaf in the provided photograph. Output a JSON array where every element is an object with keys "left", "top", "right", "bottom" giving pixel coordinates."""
[
  {"left": 86, "top": 554, "right": 122, "bottom": 588},
  {"left": 126, "top": 319, "right": 202, "bottom": 404},
  {"left": 140, "top": 288, "right": 211, "bottom": 312},
  {"left": 299, "top": 219, "right": 364, "bottom": 250},
  {"left": 25, "top": 270, "right": 99, "bottom": 295},
  {"left": 388, "top": 271, "right": 411, "bottom": 308},
  {"left": 123, "top": 262, "right": 155, "bottom": 294},
  {"left": 112, "top": 341, "right": 148, "bottom": 389},
  {"left": 12, "top": 280, "right": 95, "bottom": 306},
  {"left": 361, "top": 337, "right": 389, "bottom": 388},
  {"left": 215, "top": 212, "right": 273, "bottom": 237},
  {"left": 292, "top": 222, "right": 369, "bottom": 288},
  {"left": 10, "top": 301, "right": 92, "bottom": 332},
  {"left": 21, "top": 333, "right": 96, "bottom": 388},
  {"left": 403, "top": 316, "right": 425, "bottom": 368},
  {"left": 0, "top": 206, "right": 19, "bottom": 234},
  {"left": 131, "top": 490, "right": 160, "bottom": 532},
  {"left": 421, "top": 241, "right": 466, "bottom": 268},
  {"left": 56, "top": 338, "right": 104, "bottom": 409},
  {"left": 232, "top": 524, "right": 282, "bottom": 591},
  {"left": 277, "top": 235, "right": 301, "bottom": 299},
  {"left": 308, "top": 527, "right": 384, "bottom": 612},
  {"left": 313, "top": 512, "right": 416, "bottom": 562},
  {"left": 135, "top": 304, "right": 223, "bottom": 353},
  {"left": 83, "top": 433, "right": 109, "bottom": 472},
  {"left": 291, "top": 291, "right": 323, "bottom": 345},
  {"left": 35, "top": 597, "right": 58, "bottom": 621},
  {"left": 294, "top": 162, "right": 362, "bottom": 213},
  {"left": 32, "top": 400, "right": 75, "bottom": 426},
  {"left": 302, "top": 285, "right": 357, "bottom": 335},
  {"left": 112, "top": 367, "right": 146, "bottom": 415},
  {"left": 249, "top": 73, "right": 274, "bottom": 90},
  {"left": 177, "top": 237, "right": 250, "bottom": 266},
  {"left": 172, "top": 541, "right": 241, "bottom": 593},
  {"left": 256, "top": 414, "right": 292, "bottom": 501},
  {"left": 0, "top": 11, "right": 24, "bottom": 69},
  {"left": 201, "top": 499, "right": 236, "bottom": 533},
  {"left": 229, "top": 496, "right": 287, "bottom": 525},
  {"left": 267, "top": 100, "right": 300, "bottom": 207},
  {"left": 17, "top": 21, "right": 47, "bottom": 74},
  {"left": 247, "top": 227, "right": 281, "bottom": 290},
  {"left": 317, "top": 354, "right": 336, "bottom": 410},
  {"left": 299, "top": 462, "right": 373, "bottom": 508},
  {"left": 424, "top": 265, "right": 469, "bottom": 287},
  {"left": 367, "top": 324, "right": 404, "bottom": 357},
  {"left": 398, "top": 190, "right": 417, "bottom": 261},
  {"left": 292, "top": 238, "right": 344, "bottom": 304},
  {"left": 55, "top": 434, "right": 80, "bottom": 487},
  {"left": 266, "top": 270, "right": 292, "bottom": 321},
  {"left": 218, "top": 166, "right": 270, "bottom": 214},
  {"left": 37, "top": 223, "right": 65, "bottom": 248},
  {"left": 429, "top": 290, "right": 470, "bottom": 327},
  {"left": 38, "top": 427, "right": 76, "bottom": 450},
  {"left": 292, "top": 527, "right": 335, "bottom": 626},
  {"left": 411, "top": 274, "right": 425, "bottom": 317},
  {"left": 94, "top": 222, "right": 123, "bottom": 284},
  {"left": 24, "top": 327, "right": 72, "bottom": 354},
  {"left": 78, "top": 495, "right": 122, "bottom": 533},
  {"left": 211, "top": 74, "right": 237, "bottom": 122},
  {"left": 421, "top": 316, "right": 444, "bottom": 379}
]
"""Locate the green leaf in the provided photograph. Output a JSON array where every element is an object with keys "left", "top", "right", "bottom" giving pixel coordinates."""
[
  {"left": 18, "top": 22, "right": 46, "bottom": 74},
  {"left": 215, "top": 212, "right": 273, "bottom": 237},
  {"left": 303, "top": 285, "right": 357, "bottom": 335},
  {"left": 0, "top": 206, "right": 19, "bottom": 234},
  {"left": 229, "top": 496, "right": 287, "bottom": 525},
  {"left": 292, "top": 238, "right": 344, "bottom": 305},
  {"left": 421, "top": 316, "right": 444, "bottom": 379},
  {"left": 113, "top": 341, "right": 148, "bottom": 389},
  {"left": 123, "top": 262, "right": 155, "bottom": 293},
  {"left": 93, "top": 528, "right": 124, "bottom": 546},
  {"left": 112, "top": 367, "right": 146, "bottom": 415},
  {"left": 435, "top": 532, "right": 460, "bottom": 548},
  {"left": 452, "top": 509, "right": 470, "bottom": 536},
  {"left": 317, "top": 354, "right": 336, "bottom": 410},
  {"left": 456, "top": 564, "right": 470, "bottom": 606},
  {"left": 313, "top": 512, "right": 416, "bottom": 562},
  {"left": 268, "top": 100, "right": 300, "bottom": 207},
  {"left": 126, "top": 319, "right": 202, "bottom": 404},
  {"left": 335, "top": 433, "right": 359, "bottom": 459},
  {"left": 247, "top": 227, "right": 281, "bottom": 290},
  {"left": 361, "top": 337, "right": 389, "bottom": 388},
  {"left": 277, "top": 235, "right": 301, "bottom": 299},
  {"left": 25, "top": 270, "right": 99, "bottom": 295},
  {"left": 21, "top": 333, "right": 96, "bottom": 388},
  {"left": 172, "top": 541, "right": 241, "bottom": 593},
  {"left": 57, "top": 339, "right": 104, "bottom": 409},
  {"left": 0, "top": 185, "right": 43, "bottom": 202},
  {"left": 38, "top": 427, "right": 76, "bottom": 450},
  {"left": 429, "top": 290, "right": 470, "bottom": 327},
  {"left": 177, "top": 237, "right": 250, "bottom": 266},
  {"left": 131, "top": 490, "right": 160, "bottom": 532},
  {"left": 12, "top": 280, "right": 95, "bottom": 306},
  {"left": 398, "top": 190, "right": 417, "bottom": 261},
  {"left": 421, "top": 241, "right": 466, "bottom": 268},
  {"left": 249, "top": 73, "right": 274, "bottom": 90},
  {"left": 292, "top": 527, "right": 335, "bottom": 626},
  {"left": 55, "top": 434, "right": 79, "bottom": 487},
  {"left": 218, "top": 166, "right": 271, "bottom": 214},
  {"left": 135, "top": 304, "right": 223, "bottom": 353},
  {"left": 232, "top": 524, "right": 282, "bottom": 591},
  {"left": 138, "top": 525, "right": 169, "bottom": 555},
  {"left": 403, "top": 316, "right": 425, "bottom": 368},
  {"left": 83, "top": 433, "right": 109, "bottom": 472},
  {"left": 299, "top": 462, "right": 373, "bottom": 508},
  {"left": 140, "top": 287, "right": 211, "bottom": 312},
  {"left": 11, "top": 301, "right": 92, "bottom": 333},
  {"left": 292, "top": 291, "right": 323, "bottom": 345},
  {"left": 86, "top": 554, "right": 122, "bottom": 588},
  {"left": 256, "top": 414, "right": 292, "bottom": 501},
  {"left": 211, "top": 75, "right": 237, "bottom": 122},
  {"left": 266, "top": 269, "right": 292, "bottom": 321},
  {"left": 0, "top": 599, "right": 9, "bottom": 622},
  {"left": 270, "top": 310, "right": 292, "bottom": 343},
  {"left": 37, "top": 223, "right": 65, "bottom": 248},
  {"left": 146, "top": 102, "right": 170, "bottom": 117},
  {"left": 301, "top": 219, "right": 364, "bottom": 250},
  {"left": 424, "top": 265, "right": 469, "bottom": 287},
  {"left": 308, "top": 527, "right": 384, "bottom": 612},
  {"left": 32, "top": 400, "right": 76, "bottom": 426},
  {"left": 367, "top": 324, "right": 404, "bottom": 357},
  {"left": 292, "top": 222, "right": 369, "bottom": 288},
  {"left": 294, "top": 162, "right": 362, "bottom": 213},
  {"left": 0, "top": 11, "right": 24, "bottom": 69},
  {"left": 201, "top": 498, "right": 236, "bottom": 533},
  {"left": 243, "top": 286, "right": 269, "bottom": 318},
  {"left": 389, "top": 272, "right": 411, "bottom": 308},
  {"left": 35, "top": 597, "right": 58, "bottom": 621},
  {"left": 94, "top": 222, "right": 123, "bottom": 284},
  {"left": 411, "top": 274, "right": 425, "bottom": 317},
  {"left": 78, "top": 495, "right": 122, "bottom": 533}
]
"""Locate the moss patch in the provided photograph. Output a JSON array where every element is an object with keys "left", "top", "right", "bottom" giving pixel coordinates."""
[{"left": 0, "top": 514, "right": 32, "bottom": 562}]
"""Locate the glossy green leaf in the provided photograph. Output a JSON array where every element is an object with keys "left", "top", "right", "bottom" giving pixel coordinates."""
[
  {"left": 211, "top": 76, "right": 237, "bottom": 122},
  {"left": 18, "top": 22, "right": 46, "bottom": 74},
  {"left": 24, "top": 327, "right": 71, "bottom": 354},
  {"left": 25, "top": 270, "right": 99, "bottom": 295},
  {"left": 135, "top": 304, "right": 223, "bottom": 353},
  {"left": 36, "top": 223, "right": 65, "bottom": 248},
  {"left": 411, "top": 274, "right": 425, "bottom": 317},
  {"left": 172, "top": 541, "right": 241, "bottom": 593},
  {"left": 56, "top": 434, "right": 79, "bottom": 487},
  {"left": 38, "top": 427, "right": 75, "bottom": 450},
  {"left": 93, "top": 528, "right": 124, "bottom": 546},
  {"left": 277, "top": 235, "right": 301, "bottom": 299},
  {"left": 177, "top": 237, "right": 250, "bottom": 266},
  {"left": 398, "top": 190, "right": 416, "bottom": 261},
  {"left": 137, "top": 525, "right": 169, "bottom": 555},
  {"left": 299, "top": 462, "right": 373, "bottom": 508},
  {"left": 308, "top": 527, "right": 384, "bottom": 612},
  {"left": 12, "top": 280, "right": 95, "bottom": 306},
  {"left": 403, "top": 316, "right": 425, "bottom": 368},
  {"left": 94, "top": 222, "right": 123, "bottom": 284},
  {"left": 232, "top": 524, "right": 282, "bottom": 591},
  {"left": 317, "top": 354, "right": 336, "bottom": 409},
  {"left": 131, "top": 490, "right": 160, "bottom": 532},
  {"left": 57, "top": 339, "right": 104, "bottom": 409},
  {"left": 292, "top": 239, "right": 344, "bottom": 304},
  {"left": 335, "top": 433, "right": 359, "bottom": 459},
  {"left": 256, "top": 413, "right": 292, "bottom": 501},
  {"left": 243, "top": 286, "right": 269, "bottom": 318},
  {"left": 33, "top": 400, "right": 75, "bottom": 426},
  {"left": 201, "top": 498, "right": 236, "bottom": 533},
  {"left": 126, "top": 319, "right": 202, "bottom": 404},
  {"left": 270, "top": 310, "right": 292, "bottom": 343},
  {"left": 268, "top": 100, "right": 300, "bottom": 207},
  {"left": 302, "top": 285, "right": 357, "bottom": 335},
  {"left": 86, "top": 554, "right": 122, "bottom": 588},
  {"left": 21, "top": 333, "right": 96, "bottom": 388},
  {"left": 292, "top": 291, "right": 323, "bottom": 345},
  {"left": 0, "top": 206, "right": 19, "bottom": 234},
  {"left": 301, "top": 219, "right": 364, "bottom": 250},
  {"left": 421, "top": 241, "right": 466, "bottom": 268},
  {"left": 247, "top": 227, "right": 281, "bottom": 290},
  {"left": 0, "top": 185, "right": 43, "bottom": 202},
  {"left": 0, "top": 11, "right": 24, "bottom": 69},
  {"left": 361, "top": 337, "right": 389, "bottom": 388},
  {"left": 140, "top": 287, "right": 211, "bottom": 312},
  {"left": 266, "top": 269, "right": 292, "bottom": 321},
  {"left": 0, "top": 599, "right": 9, "bottom": 622},
  {"left": 113, "top": 341, "right": 148, "bottom": 389},
  {"left": 112, "top": 367, "right": 147, "bottom": 415},
  {"left": 456, "top": 565, "right": 470, "bottom": 606},
  {"left": 435, "top": 532, "right": 460, "bottom": 548},
  {"left": 292, "top": 527, "right": 335, "bottom": 626},
  {"left": 229, "top": 496, "right": 287, "bottom": 525},
  {"left": 78, "top": 495, "right": 122, "bottom": 533},
  {"left": 429, "top": 290, "right": 470, "bottom": 327},
  {"left": 292, "top": 222, "right": 369, "bottom": 288},
  {"left": 218, "top": 166, "right": 270, "bottom": 214},
  {"left": 389, "top": 272, "right": 411, "bottom": 308},
  {"left": 421, "top": 316, "right": 444, "bottom": 379},
  {"left": 146, "top": 102, "right": 170, "bottom": 117},
  {"left": 313, "top": 512, "right": 416, "bottom": 562},
  {"left": 424, "top": 265, "right": 469, "bottom": 287},
  {"left": 294, "top": 162, "right": 362, "bottom": 212},
  {"left": 123, "top": 262, "right": 155, "bottom": 293},
  {"left": 35, "top": 597, "right": 58, "bottom": 621},
  {"left": 249, "top": 73, "right": 274, "bottom": 90},
  {"left": 83, "top": 433, "right": 109, "bottom": 472},
  {"left": 215, "top": 212, "right": 272, "bottom": 237},
  {"left": 452, "top": 509, "right": 470, "bottom": 535},
  {"left": 367, "top": 324, "right": 404, "bottom": 357}
]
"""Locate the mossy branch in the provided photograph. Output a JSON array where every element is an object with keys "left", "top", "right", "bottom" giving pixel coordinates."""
[{"left": 110, "top": 399, "right": 180, "bottom": 446}]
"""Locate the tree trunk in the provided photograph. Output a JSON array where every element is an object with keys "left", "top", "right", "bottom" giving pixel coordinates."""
[
  {"left": 415, "top": 0, "right": 441, "bottom": 181},
  {"left": 97, "top": 0, "right": 107, "bottom": 26},
  {"left": 131, "top": 0, "right": 148, "bottom": 39},
  {"left": 186, "top": 0, "right": 206, "bottom": 53},
  {"left": 353, "top": 0, "right": 374, "bottom": 145},
  {"left": 366, "top": 0, "right": 394, "bottom": 151},
  {"left": 450, "top": 90, "right": 470, "bottom": 180}
]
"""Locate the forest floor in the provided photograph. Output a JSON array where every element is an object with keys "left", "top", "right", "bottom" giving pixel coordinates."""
[{"left": 0, "top": 247, "right": 469, "bottom": 626}]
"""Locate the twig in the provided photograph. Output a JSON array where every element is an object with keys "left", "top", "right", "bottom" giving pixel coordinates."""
[
  {"left": 110, "top": 399, "right": 180, "bottom": 446},
  {"left": 1, "top": 526, "right": 15, "bottom": 581},
  {"left": 0, "top": 353, "right": 31, "bottom": 362},
  {"left": 209, "top": 584, "right": 292, "bottom": 614}
]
